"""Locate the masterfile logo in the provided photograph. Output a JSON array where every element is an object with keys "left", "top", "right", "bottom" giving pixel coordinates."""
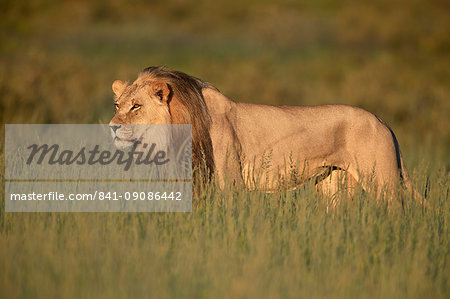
[{"left": 5, "top": 124, "right": 192, "bottom": 212}]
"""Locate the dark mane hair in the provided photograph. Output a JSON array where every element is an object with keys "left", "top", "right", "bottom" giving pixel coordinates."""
[{"left": 137, "top": 66, "right": 216, "bottom": 179}]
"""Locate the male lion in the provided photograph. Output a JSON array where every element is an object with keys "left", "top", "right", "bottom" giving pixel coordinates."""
[{"left": 109, "top": 66, "right": 423, "bottom": 202}]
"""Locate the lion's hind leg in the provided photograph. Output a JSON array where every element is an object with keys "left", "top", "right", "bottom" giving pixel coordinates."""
[{"left": 315, "top": 167, "right": 358, "bottom": 210}]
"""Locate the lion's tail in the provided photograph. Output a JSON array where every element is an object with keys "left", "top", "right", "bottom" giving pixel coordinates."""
[
  {"left": 398, "top": 151, "right": 426, "bottom": 205},
  {"left": 384, "top": 122, "right": 426, "bottom": 205}
]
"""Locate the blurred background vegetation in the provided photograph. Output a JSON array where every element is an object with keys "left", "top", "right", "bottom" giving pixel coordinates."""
[{"left": 1, "top": 0, "right": 449, "bottom": 171}]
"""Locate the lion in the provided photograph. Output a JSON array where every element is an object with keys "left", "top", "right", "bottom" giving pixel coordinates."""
[{"left": 109, "top": 66, "right": 423, "bottom": 202}]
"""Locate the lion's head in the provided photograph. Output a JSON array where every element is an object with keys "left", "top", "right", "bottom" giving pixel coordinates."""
[{"left": 109, "top": 66, "right": 215, "bottom": 177}]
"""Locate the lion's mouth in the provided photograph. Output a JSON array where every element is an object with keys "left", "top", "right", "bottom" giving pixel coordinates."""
[
  {"left": 113, "top": 136, "right": 139, "bottom": 150},
  {"left": 114, "top": 136, "right": 137, "bottom": 142}
]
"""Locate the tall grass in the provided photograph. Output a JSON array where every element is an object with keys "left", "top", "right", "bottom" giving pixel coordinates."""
[{"left": 0, "top": 168, "right": 448, "bottom": 298}]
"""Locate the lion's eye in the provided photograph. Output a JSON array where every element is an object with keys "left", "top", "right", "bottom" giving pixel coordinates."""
[
  {"left": 114, "top": 103, "right": 119, "bottom": 111},
  {"left": 131, "top": 104, "right": 141, "bottom": 111}
]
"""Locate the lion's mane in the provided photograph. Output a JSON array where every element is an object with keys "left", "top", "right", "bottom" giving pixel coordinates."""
[{"left": 135, "top": 66, "right": 216, "bottom": 178}]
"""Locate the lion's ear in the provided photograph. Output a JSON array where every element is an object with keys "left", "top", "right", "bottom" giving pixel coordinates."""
[
  {"left": 112, "top": 80, "right": 127, "bottom": 97},
  {"left": 151, "top": 81, "right": 171, "bottom": 103}
]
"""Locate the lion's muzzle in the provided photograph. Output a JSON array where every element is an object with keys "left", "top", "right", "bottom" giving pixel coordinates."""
[{"left": 110, "top": 124, "right": 138, "bottom": 150}]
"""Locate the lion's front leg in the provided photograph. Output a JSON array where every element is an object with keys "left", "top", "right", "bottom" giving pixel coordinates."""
[{"left": 210, "top": 119, "right": 243, "bottom": 189}]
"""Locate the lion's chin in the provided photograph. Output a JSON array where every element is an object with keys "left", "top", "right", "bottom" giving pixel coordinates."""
[{"left": 113, "top": 137, "right": 137, "bottom": 150}]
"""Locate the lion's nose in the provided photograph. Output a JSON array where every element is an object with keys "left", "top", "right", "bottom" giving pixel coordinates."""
[{"left": 110, "top": 125, "right": 121, "bottom": 133}]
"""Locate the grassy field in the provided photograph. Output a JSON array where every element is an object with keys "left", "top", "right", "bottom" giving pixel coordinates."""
[{"left": 1, "top": 0, "right": 449, "bottom": 298}]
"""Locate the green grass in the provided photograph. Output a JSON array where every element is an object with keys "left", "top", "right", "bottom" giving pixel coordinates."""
[
  {"left": 0, "top": 173, "right": 448, "bottom": 298},
  {"left": 0, "top": 0, "right": 449, "bottom": 298}
]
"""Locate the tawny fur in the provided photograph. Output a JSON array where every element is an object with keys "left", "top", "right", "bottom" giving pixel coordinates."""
[{"left": 110, "top": 67, "right": 423, "bottom": 202}]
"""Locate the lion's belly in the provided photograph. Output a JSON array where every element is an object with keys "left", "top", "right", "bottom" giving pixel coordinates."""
[
  {"left": 238, "top": 129, "right": 348, "bottom": 190},
  {"left": 240, "top": 151, "right": 342, "bottom": 191},
  {"left": 232, "top": 104, "right": 354, "bottom": 189}
]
